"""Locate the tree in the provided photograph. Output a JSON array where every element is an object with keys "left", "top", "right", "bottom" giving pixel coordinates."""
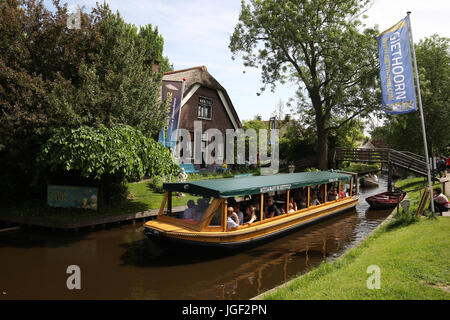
[
  {"left": 229, "top": 0, "right": 379, "bottom": 169},
  {"left": 370, "top": 35, "right": 449, "bottom": 156},
  {"left": 38, "top": 125, "right": 179, "bottom": 204},
  {"left": 0, "top": 0, "right": 172, "bottom": 200}
]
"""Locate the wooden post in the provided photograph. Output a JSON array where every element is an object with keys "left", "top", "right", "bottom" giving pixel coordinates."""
[
  {"left": 168, "top": 191, "right": 172, "bottom": 215},
  {"left": 324, "top": 184, "right": 327, "bottom": 203},
  {"left": 388, "top": 162, "right": 393, "bottom": 192},
  {"left": 307, "top": 186, "right": 310, "bottom": 208},
  {"left": 286, "top": 190, "right": 290, "bottom": 213},
  {"left": 222, "top": 200, "right": 227, "bottom": 232},
  {"left": 260, "top": 194, "right": 264, "bottom": 221}
]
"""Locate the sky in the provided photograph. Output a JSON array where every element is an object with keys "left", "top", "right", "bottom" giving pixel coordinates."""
[{"left": 57, "top": 0, "right": 450, "bottom": 122}]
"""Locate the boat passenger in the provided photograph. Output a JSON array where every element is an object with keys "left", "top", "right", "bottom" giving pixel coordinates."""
[
  {"left": 182, "top": 200, "right": 195, "bottom": 219},
  {"left": 310, "top": 193, "right": 321, "bottom": 206},
  {"left": 297, "top": 190, "right": 307, "bottom": 209},
  {"left": 288, "top": 203, "right": 295, "bottom": 213},
  {"left": 244, "top": 206, "right": 258, "bottom": 224},
  {"left": 265, "top": 196, "right": 280, "bottom": 219},
  {"left": 327, "top": 189, "right": 338, "bottom": 201},
  {"left": 233, "top": 203, "right": 244, "bottom": 225},
  {"left": 227, "top": 207, "right": 239, "bottom": 229},
  {"left": 193, "top": 198, "right": 206, "bottom": 221},
  {"left": 288, "top": 196, "right": 298, "bottom": 212}
]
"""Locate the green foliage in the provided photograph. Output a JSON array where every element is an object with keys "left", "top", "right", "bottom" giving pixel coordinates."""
[
  {"left": 339, "top": 162, "right": 380, "bottom": 173},
  {"left": 305, "top": 167, "right": 319, "bottom": 172},
  {"left": 230, "top": 0, "right": 380, "bottom": 169},
  {"left": 279, "top": 122, "right": 316, "bottom": 161},
  {"left": 387, "top": 209, "right": 419, "bottom": 230},
  {"left": 0, "top": 1, "right": 173, "bottom": 201},
  {"left": 149, "top": 176, "right": 165, "bottom": 194},
  {"left": 38, "top": 125, "right": 179, "bottom": 182}
]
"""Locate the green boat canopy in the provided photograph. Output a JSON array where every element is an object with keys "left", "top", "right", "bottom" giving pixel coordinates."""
[{"left": 163, "top": 171, "right": 352, "bottom": 198}]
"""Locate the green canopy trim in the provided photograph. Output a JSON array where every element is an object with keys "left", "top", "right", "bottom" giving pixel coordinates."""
[{"left": 163, "top": 171, "right": 352, "bottom": 198}]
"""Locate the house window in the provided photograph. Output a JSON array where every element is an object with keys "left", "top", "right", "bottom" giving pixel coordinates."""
[{"left": 198, "top": 97, "right": 212, "bottom": 120}]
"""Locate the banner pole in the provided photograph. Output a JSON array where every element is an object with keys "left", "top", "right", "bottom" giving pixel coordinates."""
[{"left": 406, "top": 11, "right": 435, "bottom": 214}]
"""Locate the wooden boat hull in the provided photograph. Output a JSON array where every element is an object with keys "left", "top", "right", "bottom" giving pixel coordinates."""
[
  {"left": 144, "top": 196, "right": 359, "bottom": 249},
  {"left": 365, "top": 191, "right": 406, "bottom": 210}
]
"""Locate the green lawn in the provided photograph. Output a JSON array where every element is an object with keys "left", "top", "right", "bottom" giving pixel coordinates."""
[
  {"left": 262, "top": 217, "right": 450, "bottom": 300},
  {"left": 394, "top": 177, "right": 444, "bottom": 214}
]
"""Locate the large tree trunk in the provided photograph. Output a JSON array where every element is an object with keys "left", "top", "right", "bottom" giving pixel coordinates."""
[{"left": 316, "top": 120, "right": 329, "bottom": 170}]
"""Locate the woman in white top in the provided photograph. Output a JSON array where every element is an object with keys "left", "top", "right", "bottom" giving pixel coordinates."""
[
  {"left": 226, "top": 207, "right": 239, "bottom": 229},
  {"left": 433, "top": 187, "right": 449, "bottom": 213}
]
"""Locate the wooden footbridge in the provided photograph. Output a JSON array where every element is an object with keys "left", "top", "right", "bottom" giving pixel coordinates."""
[
  {"left": 334, "top": 148, "right": 428, "bottom": 176},
  {"left": 334, "top": 148, "right": 430, "bottom": 190}
]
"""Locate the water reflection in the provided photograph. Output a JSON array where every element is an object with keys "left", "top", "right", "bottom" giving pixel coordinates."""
[{"left": 0, "top": 176, "right": 392, "bottom": 300}]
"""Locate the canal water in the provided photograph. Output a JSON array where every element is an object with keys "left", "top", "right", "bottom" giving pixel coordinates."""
[{"left": 0, "top": 176, "right": 393, "bottom": 300}]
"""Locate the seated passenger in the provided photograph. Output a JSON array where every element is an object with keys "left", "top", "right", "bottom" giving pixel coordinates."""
[
  {"left": 265, "top": 196, "right": 280, "bottom": 219},
  {"left": 288, "top": 203, "right": 295, "bottom": 213},
  {"left": 182, "top": 200, "right": 195, "bottom": 219},
  {"left": 339, "top": 188, "right": 346, "bottom": 198},
  {"left": 226, "top": 207, "right": 239, "bottom": 229},
  {"left": 310, "top": 193, "right": 321, "bottom": 206},
  {"left": 297, "top": 192, "right": 307, "bottom": 209},
  {"left": 233, "top": 203, "right": 244, "bottom": 225},
  {"left": 244, "top": 206, "right": 258, "bottom": 224},
  {"left": 327, "top": 189, "right": 338, "bottom": 201},
  {"left": 289, "top": 196, "right": 297, "bottom": 211},
  {"left": 193, "top": 198, "right": 205, "bottom": 222}
]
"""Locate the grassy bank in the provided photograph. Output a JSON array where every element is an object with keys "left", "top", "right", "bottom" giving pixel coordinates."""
[
  {"left": 394, "top": 177, "right": 445, "bottom": 215},
  {"left": 262, "top": 216, "right": 450, "bottom": 300}
]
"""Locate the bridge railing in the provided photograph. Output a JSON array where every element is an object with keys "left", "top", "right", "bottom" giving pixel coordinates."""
[
  {"left": 335, "top": 147, "right": 429, "bottom": 176},
  {"left": 335, "top": 148, "right": 390, "bottom": 163}
]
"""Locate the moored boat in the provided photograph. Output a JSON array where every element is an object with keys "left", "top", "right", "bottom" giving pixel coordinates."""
[
  {"left": 143, "top": 171, "right": 359, "bottom": 249},
  {"left": 359, "top": 175, "right": 379, "bottom": 187},
  {"left": 365, "top": 189, "right": 406, "bottom": 210}
]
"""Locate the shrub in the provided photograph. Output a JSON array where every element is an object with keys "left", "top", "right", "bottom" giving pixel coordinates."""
[
  {"left": 38, "top": 125, "right": 179, "bottom": 203},
  {"left": 149, "top": 176, "right": 165, "bottom": 193}
]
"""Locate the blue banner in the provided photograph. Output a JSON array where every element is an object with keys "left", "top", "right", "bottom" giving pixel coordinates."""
[
  {"left": 158, "top": 80, "right": 185, "bottom": 149},
  {"left": 376, "top": 17, "right": 416, "bottom": 114}
]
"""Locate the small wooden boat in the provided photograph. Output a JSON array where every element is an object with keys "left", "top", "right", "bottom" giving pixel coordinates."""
[
  {"left": 143, "top": 170, "right": 359, "bottom": 249},
  {"left": 365, "top": 190, "right": 406, "bottom": 210},
  {"left": 360, "top": 175, "right": 379, "bottom": 187}
]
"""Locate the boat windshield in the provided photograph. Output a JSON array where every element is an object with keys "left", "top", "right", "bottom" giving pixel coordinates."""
[{"left": 161, "top": 192, "right": 217, "bottom": 225}]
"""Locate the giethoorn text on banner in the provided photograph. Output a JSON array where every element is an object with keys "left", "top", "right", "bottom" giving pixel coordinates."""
[{"left": 376, "top": 17, "right": 416, "bottom": 115}]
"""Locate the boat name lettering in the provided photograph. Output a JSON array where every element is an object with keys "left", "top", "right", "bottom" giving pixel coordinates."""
[
  {"left": 329, "top": 178, "right": 338, "bottom": 182},
  {"left": 260, "top": 184, "right": 291, "bottom": 193}
]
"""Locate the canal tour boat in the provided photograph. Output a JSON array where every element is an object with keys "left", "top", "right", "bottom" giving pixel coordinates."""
[{"left": 143, "top": 171, "right": 359, "bottom": 249}]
